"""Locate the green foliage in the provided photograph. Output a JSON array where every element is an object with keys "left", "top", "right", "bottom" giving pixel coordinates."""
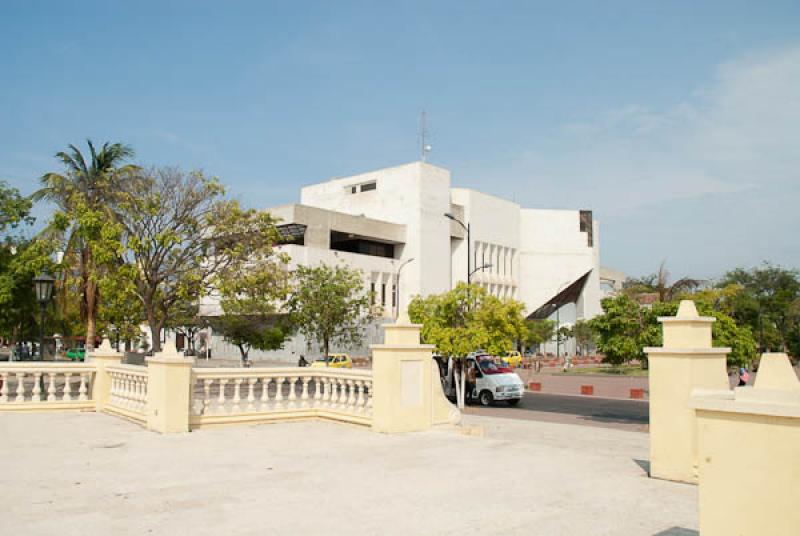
[
  {"left": 35, "top": 140, "right": 137, "bottom": 348},
  {"left": 572, "top": 319, "right": 594, "bottom": 355},
  {"left": 215, "top": 255, "right": 293, "bottom": 360},
  {"left": 589, "top": 295, "right": 757, "bottom": 367},
  {"left": 287, "top": 264, "right": 374, "bottom": 358},
  {"left": 717, "top": 263, "right": 800, "bottom": 354},
  {"left": 408, "top": 282, "right": 527, "bottom": 358},
  {"left": 589, "top": 295, "right": 662, "bottom": 366},
  {"left": 525, "top": 319, "right": 556, "bottom": 350}
]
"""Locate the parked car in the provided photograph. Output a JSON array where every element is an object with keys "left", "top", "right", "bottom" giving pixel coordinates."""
[
  {"left": 65, "top": 348, "right": 86, "bottom": 362},
  {"left": 500, "top": 351, "right": 523, "bottom": 368},
  {"left": 310, "top": 353, "right": 353, "bottom": 369}
]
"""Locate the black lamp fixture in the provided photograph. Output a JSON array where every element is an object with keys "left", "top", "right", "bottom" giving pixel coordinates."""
[{"left": 33, "top": 272, "right": 56, "bottom": 360}]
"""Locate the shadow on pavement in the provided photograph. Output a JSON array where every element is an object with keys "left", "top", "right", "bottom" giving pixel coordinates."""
[
  {"left": 653, "top": 528, "right": 698, "bottom": 536},
  {"left": 633, "top": 458, "right": 651, "bottom": 476}
]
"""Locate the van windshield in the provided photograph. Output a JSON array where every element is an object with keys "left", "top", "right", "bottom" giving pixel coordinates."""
[{"left": 477, "top": 359, "right": 498, "bottom": 372}]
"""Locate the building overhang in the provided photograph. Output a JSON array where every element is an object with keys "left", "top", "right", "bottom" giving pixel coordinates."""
[
  {"left": 269, "top": 204, "right": 407, "bottom": 245},
  {"left": 527, "top": 271, "right": 592, "bottom": 320}
]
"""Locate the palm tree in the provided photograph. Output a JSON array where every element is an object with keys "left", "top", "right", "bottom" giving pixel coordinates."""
[
  {"left": 34, "top": 140, "right": 137, "bottom": 350},
  {"left": 624, "top": 260, "right": 703, "bottom": 303}
]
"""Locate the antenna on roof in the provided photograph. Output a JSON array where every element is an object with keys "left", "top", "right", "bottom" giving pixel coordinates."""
[{"left": 419, "top": 109, "right": 432, "bottom": 162}]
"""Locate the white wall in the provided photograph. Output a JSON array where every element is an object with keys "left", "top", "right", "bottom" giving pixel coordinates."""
[
  {"left": 300, "top": 162, "right": 452, "bottom": 311},
  {"left": 517, "top": 209, "right": 601, "bottom": 319}
]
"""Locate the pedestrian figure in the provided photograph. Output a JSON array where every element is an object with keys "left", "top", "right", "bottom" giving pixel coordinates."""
[
  {"left": 738, "top": 367, "right": 749, "bottom": 386},
  {"left": 298, "top": 355, "right": 308, "bottom": 367}
]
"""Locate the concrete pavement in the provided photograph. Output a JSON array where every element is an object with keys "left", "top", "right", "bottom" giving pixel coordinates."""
[{"left": 0, "top": 411, "right": 696, "bottom": 535}]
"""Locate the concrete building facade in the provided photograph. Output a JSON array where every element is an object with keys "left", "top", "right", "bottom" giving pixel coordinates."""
[{"left": 276, "top": 161, "right": 601, "bottom": 320}]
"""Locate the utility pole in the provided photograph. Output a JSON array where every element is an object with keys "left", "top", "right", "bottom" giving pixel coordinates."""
[{"left": 419, "top": 110, "right": 431, "bottom": 162}]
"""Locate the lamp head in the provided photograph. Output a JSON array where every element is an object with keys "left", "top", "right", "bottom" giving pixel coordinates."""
[{"left": 33, "top": 272, "right": 56, "bottom": 305}]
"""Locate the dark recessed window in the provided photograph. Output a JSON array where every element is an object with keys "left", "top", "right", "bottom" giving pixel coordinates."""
[
  {"left": 381, "top": 283, "right": 386, "bottom": 306},
  {"left": 370, "top": 282, "right": 376, "bottom": 305},
  {"left": 350, "top": 186, "right": 357, "bottom": 194},
  {"left": 579, "top": 210, "right": 593, "bottom": 247},
  {"left": 360, "top": 181, "right": 377, "bottom": 192},
  {"left": 330, "top": 231, "right": 395, "bottom": 258}
]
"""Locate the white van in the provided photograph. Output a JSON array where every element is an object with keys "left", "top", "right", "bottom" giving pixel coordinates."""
[{"left": 435, "top": 353, "right": 525, "bottom": 406}]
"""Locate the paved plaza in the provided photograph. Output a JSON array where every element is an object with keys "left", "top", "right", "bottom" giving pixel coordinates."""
[{"left": 1, "top": 412, "right": 696, "bottom": 535}]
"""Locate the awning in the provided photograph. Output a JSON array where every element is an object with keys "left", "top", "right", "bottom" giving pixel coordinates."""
[{"left": 527, "top": 271, "right": 591, "bottom": 320}]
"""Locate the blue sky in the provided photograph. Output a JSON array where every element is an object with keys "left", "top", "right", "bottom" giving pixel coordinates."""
[{"left": 2, "top": 1, "right": 799, "bottom": 279}]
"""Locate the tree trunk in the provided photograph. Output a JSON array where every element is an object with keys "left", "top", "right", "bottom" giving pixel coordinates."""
[
  {"left": 85, "top": 278, "right": 98, "bottom": 350},
  {"left": 324, "top": 339, "right": 329, "bottom": 366},
  {"left": 459, "top": 362, "right": 467, "bottom": 409},
  {"left": 149, "top": 316, "right": 163, "bottom": 353}
]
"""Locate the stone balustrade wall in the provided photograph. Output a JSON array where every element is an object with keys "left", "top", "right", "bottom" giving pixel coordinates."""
[
  {"left": 0, "top": 363, "right": 94, "bottom": 411},
  {"left": 190, "top": 367, "right": 373, "bottom": 428},
  {"left": 105, "top": 364, "right": 149, "bottom": 424}
]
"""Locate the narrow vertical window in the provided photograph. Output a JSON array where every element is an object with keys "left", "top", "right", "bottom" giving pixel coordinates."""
[
  {"left": 392, "top": 285, "right": 397, "bottom": 307},
  {"left": 370, "top": 282, "right": 376, "bottom": 305},
  {"left": 381, "top": 283, "right": 386, "bottom": 306}
]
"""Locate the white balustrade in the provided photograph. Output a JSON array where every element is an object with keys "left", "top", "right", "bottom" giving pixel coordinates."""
[
  {"left": 107, "top": 365, "right": 147, "bottom": 416},
  {"left": 0, "top": 365, "right": 94, "bottom": 406},
  {"left": 191, "top": 368, "right": 374, "bottom": 423}
]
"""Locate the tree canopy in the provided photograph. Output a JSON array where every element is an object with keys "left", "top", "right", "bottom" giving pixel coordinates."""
[
  {"left": 287, "top": 264, "right": 374, "bottom": 359},
  {"left": 408, "top": 282, "right": 527, "bottom": 357}
]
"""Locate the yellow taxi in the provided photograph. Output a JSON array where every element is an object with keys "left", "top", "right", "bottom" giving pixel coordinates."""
[
  {"left": 502, "top": 351, "right": 523, "bottom": 368},
  {"left": 310, "top": 353, "right": 353, "bottom": 369}
]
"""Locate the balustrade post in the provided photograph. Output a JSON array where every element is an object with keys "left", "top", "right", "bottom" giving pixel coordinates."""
[
  {"left": 246, "top": 377, "right": 257, "bottom": 412},
  {"left": 260, "top": 377, "right": 270, "bottom": 404},
  {"left": 145, "top": 342, "right": 195, "bottom": 433},
  {"left": 89, "top": 339, "right": 123, "bottom": 411},
  {"left": 14, "top": 372, "right": 26, "bottom": 403},
  {"left": 32, "top": 372, "right": 42, "bottom": 402},
  {"left": 0, "top": 372, "right": 8, "bottom": 403},
  {"left": 47, "top": 373, "right": 56, "bottom": 401}
]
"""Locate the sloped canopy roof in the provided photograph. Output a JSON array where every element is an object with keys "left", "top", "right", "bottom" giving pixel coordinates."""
[{"left": 527, "top": 271, "right": 591, "bottom": 320}]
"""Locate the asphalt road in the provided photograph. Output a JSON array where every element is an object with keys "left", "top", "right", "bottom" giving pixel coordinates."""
[{"left": 463, "top": 392, "right": 650, "bottom": 433}]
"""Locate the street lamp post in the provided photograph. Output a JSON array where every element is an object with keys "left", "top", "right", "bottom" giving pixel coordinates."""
[
  {"left": 444, "top": 213, "right": 471, "bottom": 283},
  {"left": 33, "top": 272, "right": 56, "bottom": 361},
  {"left": 395, "top": 258, "right": 415, "bottom": 319}
]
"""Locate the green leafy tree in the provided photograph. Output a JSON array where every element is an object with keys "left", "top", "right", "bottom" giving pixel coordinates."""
[
  {"left": 572, "top": 319, "right": 594, "bottom": 356},
  {"left": 34, "top": 140, "right": 137, "bottom": 349},
  {"left": 717, "top": 263, "right": 800, "bottom": 353},
  {"left": 0, "top": 182, "right": 63, "bottom": 348},
  {"left": 287, "top": 264, "right": 374, "bottom": 361},
  {"left": 590, "top": 295, "right": 757, "bottom": 368},
  {"left": 215, "top": 254, "right": 293, "bottom": 363},
  {"left": 525, "top": 319, "right": 556, "bottom": 354},
  {"left": 588, "top": 295, "right": 662, "bottom": 367},
  {"left": 408, "top": 283, "right": 527, "bottom": 408}
]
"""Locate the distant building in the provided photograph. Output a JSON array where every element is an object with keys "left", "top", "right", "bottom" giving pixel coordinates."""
[{"left": 201, "top": 161, "right": 610, "bottom": 360}]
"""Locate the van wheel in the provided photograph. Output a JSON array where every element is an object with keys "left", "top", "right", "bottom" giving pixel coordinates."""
[
  {"left": 507, "top": 399, "right": 521, "bottom": 406},
  {"left": 479, "top": 391, "right": 493, "bottom": 407}
]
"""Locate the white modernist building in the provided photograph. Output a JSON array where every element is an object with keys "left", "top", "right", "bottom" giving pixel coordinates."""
[
  {"left": 279, "top": 160, "right": 600, "bottom": 320},
  {"left": 198, "top": 161, "right": 607, "bottom": 359}
]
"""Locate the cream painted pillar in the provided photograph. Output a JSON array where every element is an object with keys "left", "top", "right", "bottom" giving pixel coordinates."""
[
  {"left": 370, "top": 312, "right": 460, "bottom": 433},
  {"left": 690, "top": 353, "right": 800, "bottom": 536},
  {"left": 644, "top": 300, "right": 730, "bottom": 483},
  {"left": 88, "top": 339, "right": 122, "bottom": 411},
  {"left": 145, "top": 342, "right": 195, "bottom": 433}
]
